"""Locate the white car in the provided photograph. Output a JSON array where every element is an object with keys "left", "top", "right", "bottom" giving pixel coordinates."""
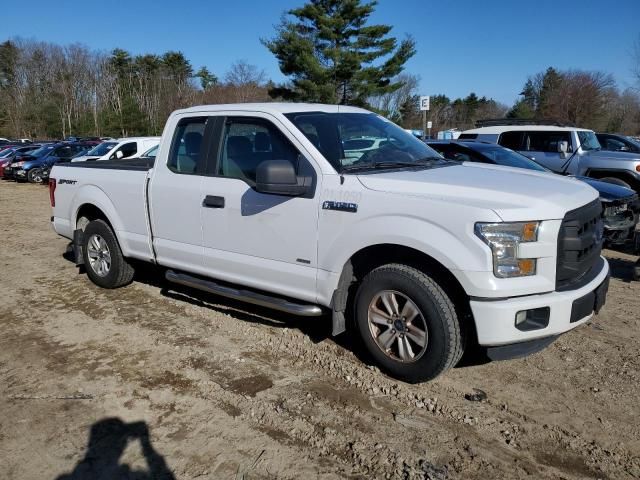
[
  {"left": 71, "top": 137, "right": 160, "bottom": 162},
  {"left": 49, "top": 103, "right": 609, "bottom": 382}
]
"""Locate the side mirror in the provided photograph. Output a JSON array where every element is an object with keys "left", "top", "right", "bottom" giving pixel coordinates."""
[
  {"left": 558, "top": 141, "right": 569, "bottom": 158},
  {"left": 620, "top": 146, "right": 630, "bottom": 152},
  {"left": 256, "top": 160, "right": 308, "bottom": 196},
  {"left": 115, "top": 150, "right": 124, "bottom": 159}
]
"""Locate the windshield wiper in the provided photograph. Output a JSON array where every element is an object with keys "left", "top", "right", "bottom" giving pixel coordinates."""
[{"left": 341, "top": 157, "right": 443, "bottom": 173}]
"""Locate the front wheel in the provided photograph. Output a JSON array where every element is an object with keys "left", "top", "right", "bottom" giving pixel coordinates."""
[
  {"left": 354, "top": 264, "right": 464, "bottom": 383},
  {"left": 82, "top": 219, "right": 135, "bottom": 288},
  {"left": 28, "top": 168, "right": 44, "bottom": 184}
]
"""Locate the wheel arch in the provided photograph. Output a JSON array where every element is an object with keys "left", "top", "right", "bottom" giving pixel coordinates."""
[{"left": 330, "top": 243, "right": 475, "bottom": 340}]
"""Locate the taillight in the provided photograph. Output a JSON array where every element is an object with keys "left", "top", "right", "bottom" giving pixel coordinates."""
[{"left": 49, "top": 178, "right": 56, "bottom": 207}]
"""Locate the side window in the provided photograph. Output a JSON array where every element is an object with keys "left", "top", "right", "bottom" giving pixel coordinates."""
[
  {"left": 113, "top": 142, "right": 137, "bottom": 159},
  {"left": 498, "top": 131, "right": 524, "bottom": 150},
  {"left": 524, "top": 131, "right": 572, "bottom": 153},
  {"left": 218, "top": 118, "right": 299, "bottom": 184},
  {"left": 168, "top": 117, "right": 207, "bottom": 174}
]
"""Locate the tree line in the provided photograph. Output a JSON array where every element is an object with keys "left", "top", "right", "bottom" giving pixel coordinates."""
[
  {"left": 1, "top": 0, "right": 639, "bottom": 139},
  {"left": 0, "top": 39, "right": 271, "bottom": 139}
]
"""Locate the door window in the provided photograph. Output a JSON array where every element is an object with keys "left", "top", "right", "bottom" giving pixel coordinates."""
[
  {"left": 604, "top": 138, "right": 626, "bottom": 151},
  {"left": 218, "top": 118, "right": 299, "bottom": 185},
  {"left": 168, "top": 118, "right": 207, "bottom": 174},
  {"left": 112, "top": 142, "right": 137, "bottom": 159},
  {"left": 523, "top": 131, "right": 572, "bottom": 152}
]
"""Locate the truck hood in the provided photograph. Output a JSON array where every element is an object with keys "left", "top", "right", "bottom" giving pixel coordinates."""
[
  {"left": 70, "top": 155, "right": 100, "bottom": 162},
  {"left": 357, "top": 162, "right": 599, "bottom": 221}
]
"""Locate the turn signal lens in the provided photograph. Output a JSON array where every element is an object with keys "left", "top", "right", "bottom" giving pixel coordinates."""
[
  {"left": 517, "top": 259, "right": 536, "bottom": 276},
  {"left": 522, "top": 222, "right": 539, "bottom": 242}
]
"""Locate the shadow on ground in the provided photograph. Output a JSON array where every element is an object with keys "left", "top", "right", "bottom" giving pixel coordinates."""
[{"left": 55, "top": 418, "right": 175, "bottom": 480}]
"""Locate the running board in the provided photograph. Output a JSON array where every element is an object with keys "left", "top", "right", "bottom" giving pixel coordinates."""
[{"left": 165, "top": 270, "right": 324, "bottom": 317}]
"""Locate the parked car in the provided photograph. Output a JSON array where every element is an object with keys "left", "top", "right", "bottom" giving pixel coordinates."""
[
  {"left": 7, "top": 143, "right": 93, "bottom": 182},
  {"left": 49, "top": 103, "right": 610, "bottom": 382},
  {"left": 0, "top": 145, "right": 41, "bottom": 178},
  {"left": 71, "top": 137, "right": 160, "bottom": 162},
  {"left": 596, "top": 133, "right": 640, "bottom": 154},
  {"left": 460, "top": 121, "right": 640, "bottom": 193},
  {"left": 427, "top": 140, "right": 640, "bottom": 248}
]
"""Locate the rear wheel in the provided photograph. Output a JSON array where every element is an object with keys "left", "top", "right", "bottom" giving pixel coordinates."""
[
  {"left": 354, "top": 264, "right": 464, "bottom": 383},
  {"left": 82, "top": 219, "right": 134, "bottom": 288},
  {"left": 28, "top": 168, "right": 44, "bottom": 184}
]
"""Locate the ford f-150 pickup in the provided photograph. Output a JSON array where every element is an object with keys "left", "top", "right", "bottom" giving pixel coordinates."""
[{"left": 49, "top": 103, "right": 610, "bottom": 382}]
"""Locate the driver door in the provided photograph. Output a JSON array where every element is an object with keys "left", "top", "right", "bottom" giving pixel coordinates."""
[{"left": 199, "top": 114, "right": 321, "bottom": 302}]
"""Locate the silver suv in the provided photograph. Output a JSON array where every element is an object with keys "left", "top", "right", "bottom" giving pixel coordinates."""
[{"left": 460, "top": 122, "right": 640, "bottom": 193}]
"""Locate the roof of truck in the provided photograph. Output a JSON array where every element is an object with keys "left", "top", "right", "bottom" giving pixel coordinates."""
[
  {"left": 462, "top": 125, "right": 593, "bottom": 134},
  {"left": 174, "top": 103, "right": 371, "bottom": 115}
]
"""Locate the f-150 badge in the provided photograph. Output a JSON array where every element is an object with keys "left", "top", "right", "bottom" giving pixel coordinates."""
[{"left": 322, "top": 201, "right": 358, "bottom": 213}]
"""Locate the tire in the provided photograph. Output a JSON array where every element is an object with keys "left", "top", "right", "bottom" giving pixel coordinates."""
[
  {"left": 28, "top": 168, "right": 44, "bottom": 184},
  {"left": 633, "top": 260, "right": 640, "bottom": 282},
  {"left": 354, "top": 263, "right": 464, "bottom": 383},
  {"left": 599, "top": 177, "right": 632, "bottom": 189},
  {"left": 82, "top": 219, "right": 134, "bottom": 289}
]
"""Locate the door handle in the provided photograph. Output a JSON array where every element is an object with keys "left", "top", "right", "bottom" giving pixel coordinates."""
[{"left": 203, "top": 195, "right": 225, "bottom": 208}]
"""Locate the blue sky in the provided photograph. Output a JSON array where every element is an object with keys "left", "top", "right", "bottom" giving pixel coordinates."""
[{"left": 2, "top": 0, "right": 638, "bottom": 105}]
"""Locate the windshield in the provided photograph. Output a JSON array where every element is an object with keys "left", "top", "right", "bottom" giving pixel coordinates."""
[
  {"left": 26, "top": 145, "right": 55, "bottom": 158},
  {"left": 86, "top": 142, "right": 117, "bottom": 156},
  {"left": 284, "top": 112, "right": 446, "bottom": 172},
  {"left": 0, "top": 148, "right": 15, "bottom": 158},
  {"left": 479, "top": 146, "right": 548, "bottom": 172},
  {"left": 142, "top": 145, "right": 158, "bottom": 158},
  {"left": 625, "top": 136, "right": 640, "bottom": 149},
  {"left": 577, "top": 131, "right": 600, "bottom": 151}
]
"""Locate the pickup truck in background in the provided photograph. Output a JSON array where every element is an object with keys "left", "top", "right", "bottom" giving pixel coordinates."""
[
  {"left": 49, "top": 103, "right": 610, "bottom": 382},
  {"left": 459, "top": 123, "right": 640, "bottom": 194}
]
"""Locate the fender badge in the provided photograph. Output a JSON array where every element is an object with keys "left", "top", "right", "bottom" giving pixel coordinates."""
[{"left": 323, "top": 201, "right": 358, "bottom": 213}]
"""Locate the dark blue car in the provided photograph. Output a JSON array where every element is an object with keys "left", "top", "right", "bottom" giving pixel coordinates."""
[
  {"left": 7, "top": 142, "right": 92, "bottom": 182},
  {"left": 427, "top": 140, "right": 640, "bottom": 248}
]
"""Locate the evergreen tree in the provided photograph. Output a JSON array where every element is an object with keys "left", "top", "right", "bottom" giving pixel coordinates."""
[
  {"left": 195, "top": 66, "right": 218, "bottom": 90},
  {"left": 263, "top": 0, "right": 416, "bottom": 105}
]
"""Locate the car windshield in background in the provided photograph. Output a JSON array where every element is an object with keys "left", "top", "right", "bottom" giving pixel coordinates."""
[
  {"left": 0, "top": 148, "right": 15, "bottom": 158},
  {"left": 284, "top": 112, "right": 447, "bottom": 172},
  {"left": 625, "top": 136, "right": 640, "bottom": 149},
  {"left": 577, "top": 131, "right": 600, "bottom": 151},
  {"left": 86, "top": 142, "right": 117, "bottom": 156},
  {"left": 27, "top": 145, "right": 54, "bottom": 157},
  {"left": 142, "top": 145, "right": 158, "bottom": 158},
  {"left": 479, "top": 146, "right": 548, "bottom": 172}
]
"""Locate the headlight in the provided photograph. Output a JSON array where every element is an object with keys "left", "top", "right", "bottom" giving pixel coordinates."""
[{"left": 475, "top": 222, "right": 539, "bottom": 278}]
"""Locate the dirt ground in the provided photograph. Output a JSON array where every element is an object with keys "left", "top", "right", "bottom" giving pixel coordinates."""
[{"left": 0, "top": 181, "right": 639, "bottom": 480}]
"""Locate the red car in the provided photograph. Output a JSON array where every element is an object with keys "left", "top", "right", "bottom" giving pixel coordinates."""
[{"left": 0, "top": 145, "right": 40, "bottom": 178}]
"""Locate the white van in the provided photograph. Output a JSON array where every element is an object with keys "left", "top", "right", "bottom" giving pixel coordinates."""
[{"left": 71, "top": 137, "right": 160, "bottom": 162}]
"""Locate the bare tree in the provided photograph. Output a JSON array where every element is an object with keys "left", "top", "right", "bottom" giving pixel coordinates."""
[{"left": 224, "top": 60, "right": 267, "bottom": 102}]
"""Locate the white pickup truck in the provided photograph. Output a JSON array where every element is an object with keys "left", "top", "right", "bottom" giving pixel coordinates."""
[{"left": 49, "top": 103, "right": 610, "bottom": 382}]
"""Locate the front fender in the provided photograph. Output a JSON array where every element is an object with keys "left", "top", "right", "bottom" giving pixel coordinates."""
[{"left": 316, "top": 213, "right": 494, "bottom": 304}]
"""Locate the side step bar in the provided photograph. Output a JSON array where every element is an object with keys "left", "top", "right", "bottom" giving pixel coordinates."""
[{"left": 165, "top": 270, "right": 324, "bottom": 317}]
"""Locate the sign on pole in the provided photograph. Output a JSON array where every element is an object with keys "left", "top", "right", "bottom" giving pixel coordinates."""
[
  {"left": 427, "top": 121, "right": 433, "bottom": 129},
  {"left": 419, "top": 95, "right": 430, "bottom": 111}
]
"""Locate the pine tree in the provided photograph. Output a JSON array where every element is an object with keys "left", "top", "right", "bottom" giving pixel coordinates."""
[{"left": 263, "top": 0, "right": 415, "bottom": 105}]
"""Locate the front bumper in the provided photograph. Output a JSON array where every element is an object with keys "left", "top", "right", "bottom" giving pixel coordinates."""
[
  {"left": 12, "top": 168, "right": 27, "bottom": 180},
  {"left": 470, "top": 257, "right": 610, "bottom": 346}
]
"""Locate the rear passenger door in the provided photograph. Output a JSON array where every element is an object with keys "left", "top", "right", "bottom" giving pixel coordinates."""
[
  {"left": 199, "top": 114, "right": 321, "bottom": 302},
  {"left": 149, "top": 116, "right": 210, "bottom": 274}
]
